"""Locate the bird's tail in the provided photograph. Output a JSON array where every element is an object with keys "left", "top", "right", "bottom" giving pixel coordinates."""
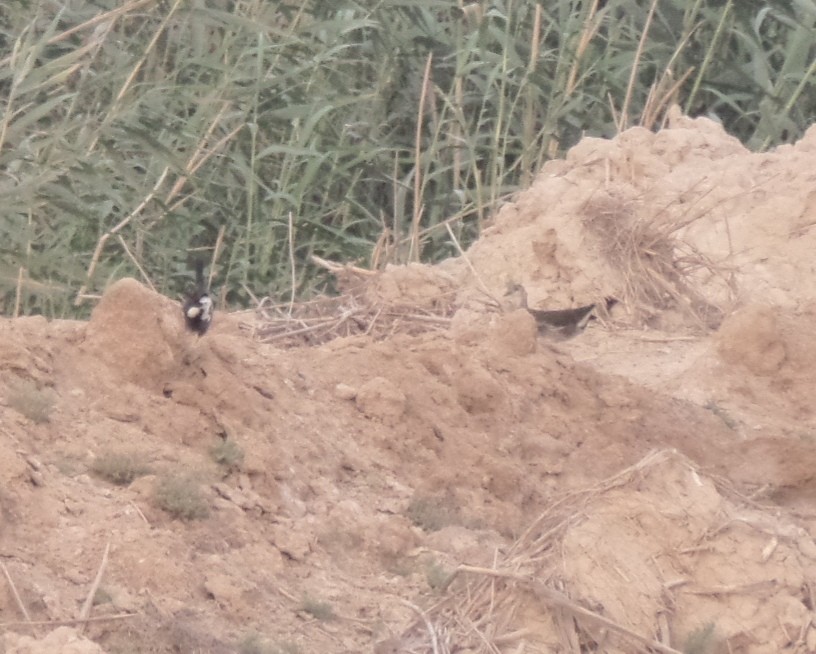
[{"left": 193, "top": 259, "right": 207, "bottom": 294}]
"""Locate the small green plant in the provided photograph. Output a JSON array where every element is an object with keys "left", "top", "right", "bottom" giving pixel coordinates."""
[
  {"left": 683, "top": 622, "right": 717, "bottom": 654},
  {"left": 93, "top": 587, "right": 113, "bottom": 606},
  {"left": 300, "top": 595, "right": 335, "bottom": 621},
  {"left": 210, "top": 439, "right": 245, "bottom": 468},
  {"left": 704, "top": 400, "right": 737, "bottom": 430},
  {"left": 404, "top": 494, "right": 461, "bottom": 532},
  {"left": 7, "top": 379, "right": 55, "bottom": 424},
  {"left": 424, "top": 559, "right": 453, "bottom": 592},
  {"left": 153, "top": 474, "right": 209, "bottom": 520},
  {"left": 91, "top": 450, "right": 152, "bottom": 486}
]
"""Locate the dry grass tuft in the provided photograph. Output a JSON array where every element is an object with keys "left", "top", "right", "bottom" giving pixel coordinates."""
[
  {"left": 91, "top": 450, "right": 152, "bottom": 486},
  {"left": 300, "top": 595, "right": 335, "bottom": 621},
  {"left": 210, "top": 439, "right": 245, "bottom": 469},
  {"left": 582, "top": 190, "right": 733, "bottom": 332},
  {"left": 6, "top": 378, "right": 56, "bottom": 424},
  {"left": 93, "top": 587, "right": 113, "bottom": 606},
  {"left": 153, "top": 474, "right": 209, "bottom": 520},
  {"left": 424, "top": 559, "right": 454, "bottom": 591},
  {"left": 405, "top": 494, "right": 462, "bottom": 532},
  {"left": 683, "top": 622, "right": 718, "bottom": 654}
]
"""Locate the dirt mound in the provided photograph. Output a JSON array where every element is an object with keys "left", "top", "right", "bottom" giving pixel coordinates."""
[
  {"left": 396, "top": 451, "right": 816, "bottom": 654},
  {"left": 447, "top": 107, "right": 816, "bottom": 334},
  {"left": 3, "top": 112, "right": 816, "bottom": 653}
]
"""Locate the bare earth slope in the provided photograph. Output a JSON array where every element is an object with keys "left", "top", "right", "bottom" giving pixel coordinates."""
[{"left": 4, "top": 111, "right": 816, "bottom": 653}]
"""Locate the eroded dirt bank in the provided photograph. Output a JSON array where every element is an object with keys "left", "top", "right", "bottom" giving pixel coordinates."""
[{"left": 4, "top": 112, "right": 816, "bottom": 653}]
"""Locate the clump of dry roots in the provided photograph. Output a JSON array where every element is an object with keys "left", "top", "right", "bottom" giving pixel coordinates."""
[
  {"left": 251, "top": 257, "right": 457, "bottom": 347},
  {"left": 582, "top": 189, "right": 735, "bottom": 331}
]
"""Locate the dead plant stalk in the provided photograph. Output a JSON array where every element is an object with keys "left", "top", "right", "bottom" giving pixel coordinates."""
[{"left": 410, "top": 52, "right": 434, "bottom": 262}]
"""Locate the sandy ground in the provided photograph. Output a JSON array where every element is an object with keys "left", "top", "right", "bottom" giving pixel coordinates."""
[{"left": 4, "top": 110, "right": 816, "bottom": 653}]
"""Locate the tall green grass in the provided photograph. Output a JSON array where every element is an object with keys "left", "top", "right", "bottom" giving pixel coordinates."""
[{"left": 1, "top": 0, "right": 815, "bottom": 318}]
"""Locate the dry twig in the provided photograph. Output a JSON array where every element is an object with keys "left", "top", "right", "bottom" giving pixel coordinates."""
[
  {"left": 1, "top": 561, "right": 31, "bottom": 623},
  {"left": 451, "top": 566, "right": 683, "bottom": 654},
  {"left": 400, "top": 599, "right": 441, "bottom": 654},
  {"left": 0, "top": 613, "right": 137, "bottom": 629},
  {"left": 78, "top": 539, "right": 111, "bottom": 633}
]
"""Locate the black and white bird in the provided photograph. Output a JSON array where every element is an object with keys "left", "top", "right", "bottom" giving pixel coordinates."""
[
  {"left": 183, "top": 260, "right": 213, "bottom": 336},
  {"left": 506, "top": 283, "right": 617, "bottom": 340}
]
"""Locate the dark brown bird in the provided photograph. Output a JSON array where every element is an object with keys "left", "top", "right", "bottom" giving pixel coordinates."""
[
  {"left": 505, "top": 283, "right": 617, "bottom": 340},
  {"left": 183, "top": 259, "right": 213, "bottom": 336}
]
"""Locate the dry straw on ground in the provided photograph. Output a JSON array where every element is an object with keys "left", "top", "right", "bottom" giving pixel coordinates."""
[
  {"left": 581, "top": 189, "right": 734, "bottom": 332},
  {"left": 251, "top": 257, "right": 457, "bottom": 347},
  {"left": 386, "top": 449, "right": 779, "bottom": 654}
]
